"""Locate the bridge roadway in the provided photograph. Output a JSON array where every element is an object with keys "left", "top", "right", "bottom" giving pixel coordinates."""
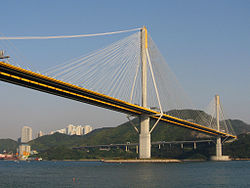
[
  {"left": 73, "top": 140, "right": 214, "bottom": 150},
  {"left": 0, "top": 61, "right": 236, "bottom": 139}
]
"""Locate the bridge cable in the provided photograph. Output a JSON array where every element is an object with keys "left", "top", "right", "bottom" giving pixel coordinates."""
[{"left": 0, "top": 28, "right": 141, "bottom": 40}]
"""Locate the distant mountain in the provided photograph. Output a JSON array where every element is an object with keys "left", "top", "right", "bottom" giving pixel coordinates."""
[
  {"left": 0, "top": 139, "right": 18, "bottom": 153},
  {"left": 1, "top": 110, "right": 249, "bottom": 154},
  {"left": 230, "top": 119, "right": 250, "bottom": 135},
  {"left": 30, "top": 120, "right": 250, "bottom": 160},
  {"left": 29, "top": 115, "right": 250, "bottom": 152},
  {"left": 29, "top": 117, "right": 208, "bottom": 151},
  {"left": 224, "top": 133, "right": 250, "bottom": 158},
  {"left": 167, "top": 109, "right": 250, "bottom": 135}
]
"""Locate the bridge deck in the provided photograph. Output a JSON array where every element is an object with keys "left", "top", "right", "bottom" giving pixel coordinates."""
[
  {"left": 73, "top": 140, "right": 214, "bottom": 150},
  {"left": 0, "top": 61, "right": 236, "bottom": 139}
]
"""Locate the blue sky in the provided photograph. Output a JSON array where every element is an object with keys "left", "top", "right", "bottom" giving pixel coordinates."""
[{"left": 0, "top": 0, "right": 249, "bottom": 139}]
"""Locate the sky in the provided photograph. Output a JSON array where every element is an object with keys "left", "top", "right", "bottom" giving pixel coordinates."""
[{"left": 0, "top": 0, "right": 249, "bottom": 139}]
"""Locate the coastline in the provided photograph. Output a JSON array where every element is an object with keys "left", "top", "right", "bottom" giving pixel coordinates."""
[
  {"left": 232, "top": 158, "right": 250, "bottom": 161},
  {"left": 102, "top": 159, "right": 181, "bottom": 163},
  {"left": 4, "top": 158, "right": 250, "bottom": 162},
  {"left": 50, "top": 159, "right": 181, "bottom": 163},
  {"left": 55, "top": 158, "right": 250, "bottom": 162}
]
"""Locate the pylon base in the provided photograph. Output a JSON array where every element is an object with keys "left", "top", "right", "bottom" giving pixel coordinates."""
[{"left": 210, "top": 155, "right": 231, "bottom": 161}]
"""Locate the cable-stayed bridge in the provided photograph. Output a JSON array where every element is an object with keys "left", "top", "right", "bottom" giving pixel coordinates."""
[{"left": 0, "top": 27, "right": 236, "bottom": 160}]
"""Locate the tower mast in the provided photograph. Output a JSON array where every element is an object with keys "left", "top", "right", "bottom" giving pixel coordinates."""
[{"left": 139, "top": 26, "right": 151, "bottom": 159}]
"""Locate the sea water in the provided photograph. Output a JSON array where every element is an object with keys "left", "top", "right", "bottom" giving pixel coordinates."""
[{"left": 0, "top": 160, "right": 249, "bottom": 188}]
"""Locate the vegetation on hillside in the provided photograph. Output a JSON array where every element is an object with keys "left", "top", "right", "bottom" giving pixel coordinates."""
[
  {"left": 29, "top": 117, "right": 250, "bottom": 160},
  {"left": 224, "top": 133, "right": 250, "bottom": 158},
  {"left": 0, "top": 139, "right": 18, "bottom": 153},
  {"left": 32, "top": 133, "right": 250, "bottom": 160},
  {"left": 1, "top": 109, "right": 249, "bottom": 160},
  {"left": 230, "top": 119, "right": 250, "bottom": 135},
  {"left": 29, "top": 118, "right": 201, "bottom": 152}
]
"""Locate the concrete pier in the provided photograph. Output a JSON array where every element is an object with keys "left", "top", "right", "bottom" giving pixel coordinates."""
[
  {"left": 139, "top": 115, "right": 151, "bottom": 158},
  {"left": 211, "top": 95, "right": 230, "bottom": 161}
]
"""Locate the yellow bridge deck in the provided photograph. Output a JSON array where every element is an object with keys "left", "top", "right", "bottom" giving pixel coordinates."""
[{"left": 0, "top": 61, "right": 236, "bottom": 139}]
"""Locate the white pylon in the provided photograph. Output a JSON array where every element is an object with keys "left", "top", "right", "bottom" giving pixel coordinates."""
[
  {"left": 216, "top": 95, "right": 222, "bottom": 158},
  {"left": 139, "top": 26, "right": 151, "bottom": 159},
  {"left": 211, "top": 95, "right": 230, "bottom": 161}
]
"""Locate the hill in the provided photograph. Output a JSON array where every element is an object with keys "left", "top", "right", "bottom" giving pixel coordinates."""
[
  {"left": 230, "top": 119, "right": 250, "bottom": 135},
  {"left": 28, "top": 112, "right": 250, "bottom": 160},
  {"left": 224, "top": 133, "right": 250, "bottom": 158},
  {"left": 1, "top": 109, "right": 249, "bottom": 157},
  {"left": 29, "top": 118, "right": 203, "bottom": 151},
  {"left": 29, "top": 115, "right": 250, "bottom": 152},
  {"left": 30, "top": 128, "right": 250, "bottom": 161},
  {"left": 0, "top": 139, "right": 18, "bottom": 153}
]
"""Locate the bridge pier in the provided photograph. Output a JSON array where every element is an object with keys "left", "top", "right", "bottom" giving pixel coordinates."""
[
  {"left": 139, "top": 115, "right": 151, "bottom": 158},
  {"left": 216, "top": 136, "right": 222, "bottom": 157},
  {"left": 211, "top": 136, "right": 230, "bottom": 160},
  {"left": 193, "top": 142, "right": 197, "bottom": 150},
  {"left": 211, "top": 95, "right": 230, "bottom": 161}
]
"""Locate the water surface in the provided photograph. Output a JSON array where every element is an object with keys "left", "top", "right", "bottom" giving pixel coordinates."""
[{"left": 0, "top": 161, "right": 249, "bottom": 187}]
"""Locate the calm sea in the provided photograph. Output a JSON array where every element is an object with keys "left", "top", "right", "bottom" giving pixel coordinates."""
[{"left": 0, "top": 160, "right": 249, "bottom": 188}]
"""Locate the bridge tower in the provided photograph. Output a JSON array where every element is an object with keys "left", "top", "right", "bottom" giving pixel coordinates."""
[
  {"left": 211, "top": 95, "right": 230, "bottom": 161},
  {"left": 139, "top": 26, "right": 151, "bottom": 159},
  {"left": 215, "top": 95, "right": 222, "bottom": 158}
]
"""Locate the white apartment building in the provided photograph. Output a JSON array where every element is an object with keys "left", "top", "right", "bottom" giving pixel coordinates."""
[
  {"left": 84, "top": 125, "right": 92, "bottom": 135},
  {"left": 49, "top": 124, "right": 93, "bottom": 136},
  {"left": 67, "top": 124, "right": 74, "bottom": 135},
  {"left": 21, "top": 126, "right": 32, "bottom": 143},
  {"left": 37, "top": 131, "right": 43, "bottom": 138},
  {"left": 75, "top": 126, "right": 84, "bottom": 135}
]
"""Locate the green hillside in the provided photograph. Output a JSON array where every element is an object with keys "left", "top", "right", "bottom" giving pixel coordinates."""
[
  {"left": 28, "top": 113, "right": 250, "bottom": 160},
  {"left": 1, "top": 109, "right": 249, "bottom": 159},
  {"left": 0, "top": 139, "right": 18, "bottom": 153},
  {"left": 224, "top": 133, "right": 250, "bottom": 158},
  {"left": 29, "top": 118, "right": 202, "bottom": 152},
  {"left": 230, "top": 119, "right": 250, "bottom": 135},
  {"left": 29, "top": 115, "right": 250, "bottom": 152}
]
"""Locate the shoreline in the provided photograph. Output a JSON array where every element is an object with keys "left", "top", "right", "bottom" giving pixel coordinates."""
[
  {"left": 232, "top": 158, "right": 250, "bottom": 161},
  {"left": 3, "top": 158, "right": 250, "bottom": 162},
  {"left": 103, "top": 159, "right": 181, "bottom": 163},
  {"left": 58, "top": 158, "right": 250, "bottom": 162}
]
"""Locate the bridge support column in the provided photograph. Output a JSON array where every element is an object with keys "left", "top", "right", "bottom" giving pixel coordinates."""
[
  {"left": 139, "top": 27, "right": 151, "bottom": 159},
  {"left": 216, "top": 136, "right": 222, "bottom": 157},
  {"left": 211, "top": 136, "right": 230, "bottom": 160},
  {"left": 211, "top": 95, "right": 230, "bottom": 161},
  {"left": 139, "top": 115, "right": 151, "bottom": 158}
]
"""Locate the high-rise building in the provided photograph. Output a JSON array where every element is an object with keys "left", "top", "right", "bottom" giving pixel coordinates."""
[
  {"left": 75, "top": 126, "right": 83, "bottom": 135},
  {"left": 21, "top": 126, "right": 32, "bottom": 143},
  {"left": 67, "top": 124, "right": 74, "bottom": 135},
  {"left": 49, "top": 124, "right": 93, "bottom": 136},
  {"left": 37, "top": 131, "right": 43, "bottom": 138},
  {"left": 84, "top": 125, "right": 92, "bottom": 135}
]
